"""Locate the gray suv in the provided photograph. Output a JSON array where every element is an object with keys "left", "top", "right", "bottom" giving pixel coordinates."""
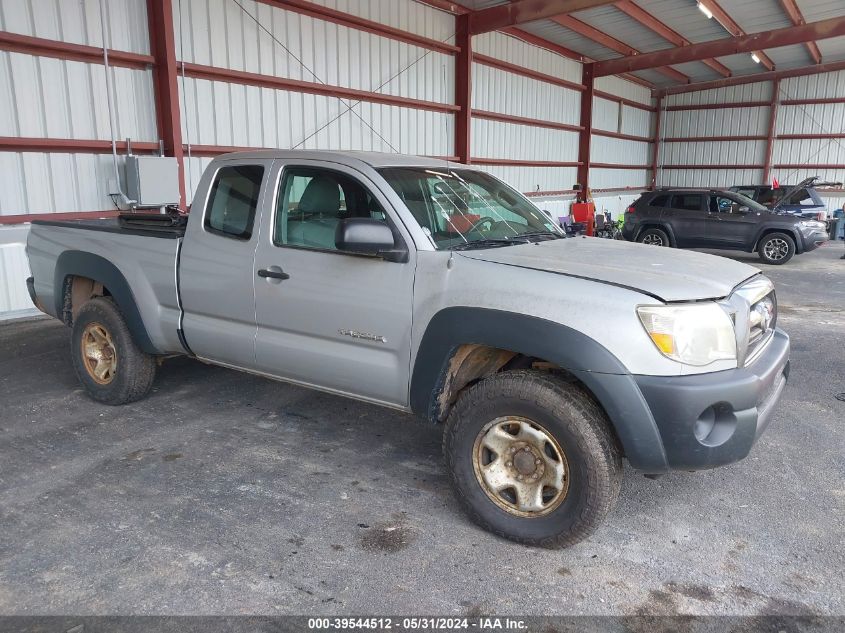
[{"left": 26, "top": 151, "right": 790, "bottom": 547}]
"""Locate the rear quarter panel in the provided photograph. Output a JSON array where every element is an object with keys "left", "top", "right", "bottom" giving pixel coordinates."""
[{"left": 26, "top": 224, "right": 183, "bottom": 353}]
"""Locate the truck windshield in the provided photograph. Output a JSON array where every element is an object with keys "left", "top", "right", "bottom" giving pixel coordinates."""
[{"left": 378, "top": 167, "right": 563, "bottom": 250}]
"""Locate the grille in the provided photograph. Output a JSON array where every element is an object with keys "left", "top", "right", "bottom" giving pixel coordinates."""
[{"left": 746, "top": 291, "right": 777, "bottom": 365}]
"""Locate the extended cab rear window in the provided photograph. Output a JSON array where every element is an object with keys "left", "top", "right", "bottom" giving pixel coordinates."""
[{"left": 204, "top": 165, "right": 265, "bottom": 240}]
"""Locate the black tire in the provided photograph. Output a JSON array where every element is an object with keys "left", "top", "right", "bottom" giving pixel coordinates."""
[
  {"left": 443, "top": 370, "right": 622, "bottom": 548},
  {"left": 637, "top": 227, "right": 670, "bottom": 247},
  {"left": 70, "top": 297, "right": 156, "bottom": 405},
  {"left": 757, "top": 232, "right": 796, "bottom": 265}
]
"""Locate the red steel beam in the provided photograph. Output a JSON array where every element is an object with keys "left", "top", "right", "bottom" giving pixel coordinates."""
[
  {"left": 470, "top": 159, "right": 582, "bottom": 167},
  {"left": 469, "top": 0, "right": 619, "bottom": 35},
  {"left": 661, "top": 164, "right": 764, "bottom": 170},
  {"left": 665, "top": 101, "right": 770, "bottom": 111},
  {"left": 412, "top": 0, "right": 469, "bottom": 14},
  {"left": 577, "top": 63, "right": 595, "bottom": 196},
  {"left": 182, "top": 62, "right": 459, "bottom": 113},
  {"left": 592, "top": 129, "right": 653, "bottom": 143},
  {"left": 774, "top": 163, "right": 845, "bottom": 169},
  {"left": 777, "top": 133, "right": 845, "bottom": 140},
  {"left": 473, "top": 54, "right": 585, "bottom": 92},
  {"left": 651, "top": 94, "right": 662, "bottom": 188},
  {"left": 762, "top": 78, "right": 780, "bottom": 185},
  {"left": 697, "top": 0, "right": 774, "bottom": 70},
  {"left": 0, "top": 31, "right": 154, "bottom": 70},
  {"left": 472, "top": 110, "right": 583, "bottom": 134},
  {"left": 782, "top": 97, "right": 845, "bottom": 106},
  {"left": 591, "top": 163, "right": 653, "bottom": 169},
  {"left": 613, "top": 0, "right": 731, "bottom": 78},
  {"left": 656, "top": 59, "right": 845, "bottom": 96},
  {"left": 455, "top": 14, "right": 472, "bottom": 164},
  {"left": 594, "top": 90, "right": 656, "bottom": 112},
  {"left": 524, "top": 185, "right": 649, "bottom": 197},
  {"left": 778, "top": 0, "right": 822, "bottom": 64},
  {"left": 553, "top": 15, "right": 690, "bottom": 84},
  {"left": 596, "top": 16, "right": 845, "bottom": 77},
  {"left": 661, "top": 135, "right": 767, "bottom": 142},
  {"left": 0, "top": 210, "right": 121, "bottom": 225},
  {"left": 147, "top": 0, "right": 186, "bottom": 210},
  {"left": 0, "top": 137, "right": 160, "bottom": 153},
  {"left": 259, "top": 0, "right": 459, "bottom": 55}
]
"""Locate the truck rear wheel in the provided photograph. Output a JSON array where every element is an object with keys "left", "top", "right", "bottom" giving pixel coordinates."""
[
  {"left": 443, "top": 370, "right": 622, "bottom": 548},
  {"left": 637, "top": 228, "right": 669, "bottom": 247},
  {"left": 758, "top": 232, "right": 795, "bottom": 264},
  {"left": 70, "top": 297, "right": 156, "bottom": 405}
]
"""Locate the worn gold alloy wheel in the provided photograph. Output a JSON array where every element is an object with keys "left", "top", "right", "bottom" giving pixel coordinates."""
[
  {"left": 472, "top": 416, "right": 569, "bottom": 517},
  {"left": 81, "top": 322, "right": 117, "bottom": 385}
]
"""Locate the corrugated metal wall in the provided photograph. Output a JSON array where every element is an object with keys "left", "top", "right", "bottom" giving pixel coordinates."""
[{"left": 658, "top": 70, "right": 845, "bottom": 207}]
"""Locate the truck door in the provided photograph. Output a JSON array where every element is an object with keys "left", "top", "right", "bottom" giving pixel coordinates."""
[
  {"left": 178, "top": 158, "right": 272, "bottom": 368},
  {"left": 252, "top": 160, "right": 416, "bottom": 408}
]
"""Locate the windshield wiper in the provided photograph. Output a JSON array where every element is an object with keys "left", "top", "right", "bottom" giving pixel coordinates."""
[
  {"left": 514, "top": 230, "right": 565, "bottom": 241},
  {"left": 450, "top": 238, "right": 529, "bottom": 251}
]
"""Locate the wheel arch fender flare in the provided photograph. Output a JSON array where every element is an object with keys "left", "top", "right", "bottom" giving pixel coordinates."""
[
  {"left": 53, "top": 250, "right": 159, "bottom": 354},
  {"left": 410, "top": 307, "right": 669, "bottom": 473},
  {"left": 753, "top": 226, "right": 801, "bottom": 253}
]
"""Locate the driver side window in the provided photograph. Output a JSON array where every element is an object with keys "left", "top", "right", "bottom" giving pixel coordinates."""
[
  {"left": 274, "top": 167, "right": 387, "bottom": 251},
  {"left": 710, "top": 196, "right": 737, "bottom": 213}
]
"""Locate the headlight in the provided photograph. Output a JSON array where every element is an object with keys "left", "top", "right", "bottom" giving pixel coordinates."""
[
  {"left": 637, "top": 303, "right": 736, "bottom": 366},
  {"left": 798, "top": 220, "right": 825, "bottom": 229}
]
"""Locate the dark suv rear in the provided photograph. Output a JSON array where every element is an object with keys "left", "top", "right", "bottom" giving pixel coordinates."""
[{"left": 622, "top": 188, "right": 828, "bottom": 264}]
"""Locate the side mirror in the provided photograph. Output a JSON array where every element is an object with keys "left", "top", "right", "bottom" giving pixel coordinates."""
[
  {"left": 335, "top": 218, "right": 407, "bottom": 263},
  {"left": 736, "top": 206, "right": 750, "bottom": 214}
]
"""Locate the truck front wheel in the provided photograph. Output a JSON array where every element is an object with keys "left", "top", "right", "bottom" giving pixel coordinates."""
[
  {"left": 758, "top": 232, "right": 796, "bottom": 264},
  {"left": 443, "top": 370, "right": 622, "bottom": 548},
  {"left": 70, "top": 297, "right": 156, "bottom": 405}
]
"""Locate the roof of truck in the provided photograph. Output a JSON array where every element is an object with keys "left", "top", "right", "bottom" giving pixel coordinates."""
[{"left": 213, "top": 149, "right": 467, "bottom": 170}]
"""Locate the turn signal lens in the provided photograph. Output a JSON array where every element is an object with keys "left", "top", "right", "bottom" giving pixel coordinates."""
[{"left": 648, "top": 332, "right": 675, "bottom": 355}]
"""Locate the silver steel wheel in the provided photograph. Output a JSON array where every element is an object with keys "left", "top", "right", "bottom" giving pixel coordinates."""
[
  {"left": 472, "top": 416, "right": 569, "bottom": 518},
  {"left": 642, "top": 233, "right": 664, "bottom": 246},
  {"left": 764, "top": 238, "right": 790, "bottom": 261}
]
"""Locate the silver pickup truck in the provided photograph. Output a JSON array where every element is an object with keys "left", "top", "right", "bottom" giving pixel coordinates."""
[{"left": 26, "top": 150, "right": 790, "bottom": 548}]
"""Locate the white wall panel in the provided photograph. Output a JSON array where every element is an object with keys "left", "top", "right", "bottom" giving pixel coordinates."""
[
  {"left": 773, "top": 138, "right": 845, "bottom": 167},
  {"left": 592, "top": 98, "right": 652, "bottom": 137},
  {"left": 471, "top": 63, "right": 580, "bottom": 126},
  {"left": 0, "top": 238, "right": 35, "bottom": 316},
  {"left": 591, "top": 136, "right": 650, "bottom": 165},
  {"left": 660, "top": 169, "right": 763, "bottom": 188},
  {"left": 476, "top": 165, "right": 578, "bottom": 195},
  {"left": 771, "top": 167, "right": 845, "bottom": 186},
  {"left": 0, "top": 152, "right": 125, "bottom": 215},
  {"left": 595, "top": 76, "right": 651, "bottom": 105},
  {"left": 782, "top": 70, "right": 845, "bottom": 101},
  {"left": 473, "top": 31, "right": 581, "bottom": 85},
  {"left": 174, "top": 0, "right": 454, "bottom": 104},
  {"left": 662, "top": 140, "right": 765, "bottom": 166},
  {"left": 589, "top": 168, "right": 649, "bottom": 190},
  {"left": 0, "top": 52, "right": 157, "bottom": 141},
  {"left": 665, "top": 82, "right": 773, "bottom": 107},
  {"left": 621, "top": 105, "right": 651, "bottom": 137},
  {"left": 663, "top": 107, "right": 769, "bottom": 137},
  {"left": 180, "top": 77, "right": 453, "bottom": 155},
  {"left": 310, "top": 0, "right": 456, "bottom": 41},
  {"left": 470, "top": 119, "right": 578, "bottom": 161},
  {"left": 777, "top": 103, "right": 845, "bottom": 138},
  {"left": 0, "top": 0, "right": 150, "bottom": 53}
]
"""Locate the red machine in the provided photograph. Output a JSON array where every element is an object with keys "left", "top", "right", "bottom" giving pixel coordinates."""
[{"left": 571, "top": 202, "right": 595, "bottom": 236}]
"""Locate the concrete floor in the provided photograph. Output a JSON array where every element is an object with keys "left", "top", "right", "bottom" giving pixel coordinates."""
[{"left": 1, "top": 243, "right": 843, "bottom": 616}]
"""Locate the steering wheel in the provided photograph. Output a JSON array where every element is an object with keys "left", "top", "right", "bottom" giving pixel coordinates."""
[{"left": 468, "top": 216, "right": 495, "bottom": 234}]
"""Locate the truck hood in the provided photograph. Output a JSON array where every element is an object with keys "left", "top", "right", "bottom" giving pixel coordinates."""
[{"left": 456, "top": 237, "right": 759, "bottom": 302}]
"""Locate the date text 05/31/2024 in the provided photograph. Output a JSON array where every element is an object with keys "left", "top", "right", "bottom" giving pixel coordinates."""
[{"left": 307, "top": 618, "right": 528, "bottom": 631}]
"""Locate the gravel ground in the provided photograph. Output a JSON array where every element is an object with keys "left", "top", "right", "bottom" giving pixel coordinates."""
[{"left": 0, "top": 243, "right": 843, "bottom": 616}]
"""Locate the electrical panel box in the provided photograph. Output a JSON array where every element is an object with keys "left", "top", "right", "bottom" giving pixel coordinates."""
[{"left": 125, "top": 156, "right": 180, "bottom": 208}]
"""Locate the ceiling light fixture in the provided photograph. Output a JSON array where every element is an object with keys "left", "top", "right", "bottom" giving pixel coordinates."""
[
  {"left": 697, "top": 1, "right": 713, "bottom": 19},
  {"left": 751, "top": 52, "right": 761, "bottom": 63}
]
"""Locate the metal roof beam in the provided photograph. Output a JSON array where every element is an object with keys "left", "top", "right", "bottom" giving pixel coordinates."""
[
  {"left": 553, "top": 14, "right": 690, "bottom": 83},
  {"left": 595, "top": 16, "right": 845, "bottom": 77},
  {"left": 778, "top": 0, "right": 822, "bottom": 64},
  {"left": 697, "top": 0, "right": 774, "bottom": 70},
  {"left": 469, "top": 0, "right": 618, "bottom": 34},
  {"left": 613, "top": 0, "right": 731, "bottom": 77}
]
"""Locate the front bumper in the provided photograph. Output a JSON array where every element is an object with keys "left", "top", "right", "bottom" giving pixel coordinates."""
[
  {"left": 798, "top": 228, "right": 828, "bottom": 252},
  {"left": 633, "top": 329, "right": 790, "bottom": 471}
]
